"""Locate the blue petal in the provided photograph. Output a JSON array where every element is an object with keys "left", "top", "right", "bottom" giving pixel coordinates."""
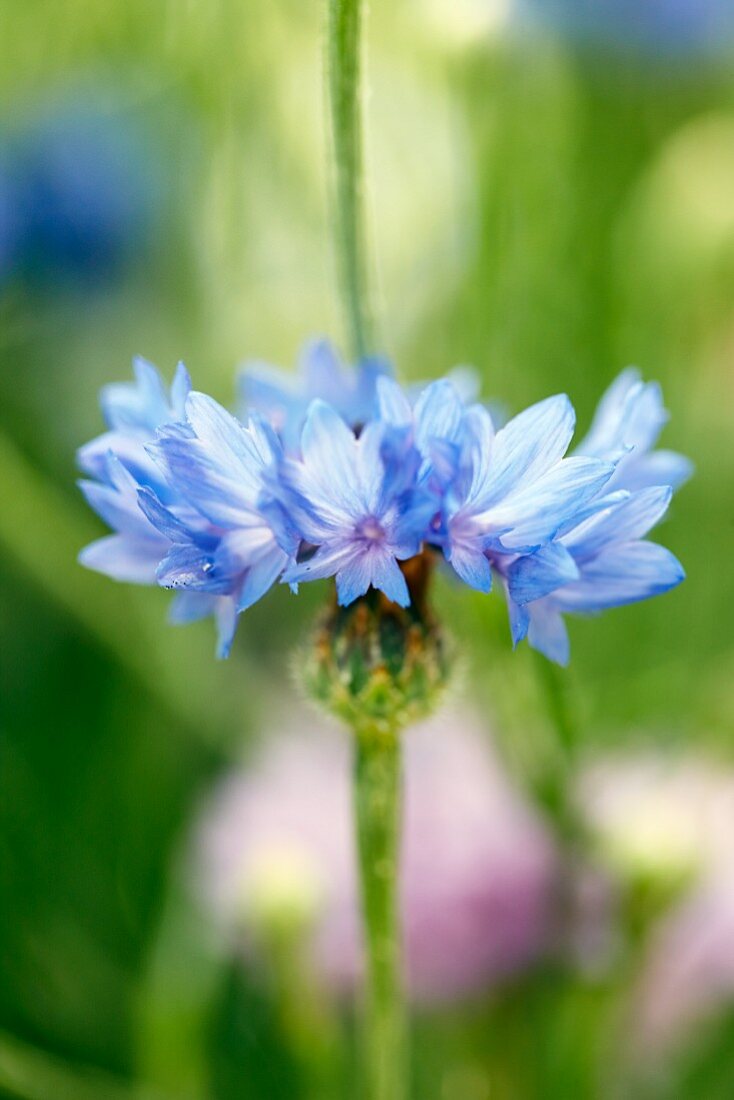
[
  {"left": 101, "top": 357, "right": 170, "bottom": 432},
  {"left": 335, "top": 551, "right": 374, "bottom": 605},
  {"left": 490, "top": 456, "right": 615, "bottom": 550},
  {"left": 301, "top": 338, "right": 344, "bottom": 399},
  {"left": 79, "top": 534, "right": 163, "bottom": 584},
  {"left": 299, "top": 400, "right": 362, "bottom": 518},
  {"left": 156, "top": 544, "right": 230, "bottom": 594},
  {"left": 377, "top": 375, "right": 412, "bottom": 426},
  {"left": 170, "top": 361, "right": 192, "bottom": 418},
  {"left": 78, "top": 476, "right": 149, "bottom": 537},
  {"left": 238, "top": 361, "right": 302, "bottom": 450},
  {"left": 237, "top": 547, "right": 288, "bottom": 612},
  {"left": 168, "top": 591, "right": 217, "bottom": 624},
  {"left": 617, "top": 450, "right": 694, "bottom": 493},
  {"left": 564, "top": 485, "right": 672, "bottom": 559},
  {"left": 413, "top": 380, "right": 465, "bottom": 456},
  {"left": 503, "top": 584, "right": 530, "bottom": 647},
  {"left": 575, "top": 369, "right": 644, "bottom": 458},
  {"left": 507, "top": 542, "right": 579, "bottom": 605},
  {"left": 137, "top": 487, "right": 203, "bottom": 545},
  {"left": 471, "top": 394, "right": 575, "bottom": 510},
  {"left": 554, "top": 541, "right": 685, "bottom": 613},
  {"left": 527, "top": 602, "right": 570, "bottom": 666},
  {"left": 446, "top": 544, "right": 492, "bottom": 593},
  {"left": 215, "top": 598, "right": 239, "bottom": 659},
  {"left": 282, "top": 542, "right": 356, "bottom": 586},
  {"left": 369, "top": 553, "right": 410, "bottom": 607},
  {"left": 153, "top": 395, "right": 279, "bottom": 528}
]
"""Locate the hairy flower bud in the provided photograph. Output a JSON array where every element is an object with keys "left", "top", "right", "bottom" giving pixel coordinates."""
[{"left": 302, "top": 552, "right": 451, "bottom": 737}]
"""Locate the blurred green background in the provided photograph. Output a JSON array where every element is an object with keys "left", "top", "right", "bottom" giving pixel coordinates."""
[{"left": 1, "top": 1, "right": 733, "bottom": 1098}]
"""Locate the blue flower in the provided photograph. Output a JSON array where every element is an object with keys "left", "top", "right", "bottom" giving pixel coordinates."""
[
  {"left": 378, "top": 376, "right": 617, "bottom": 594},
  {"left": 148, "top": 393, "right": 298, "bottom": 614},
  {"left": 238, "top": 338, "right": 391, "bottom": 453},
  {"left": 499, "top": 369, "right": 691, "bottom": 663},
  {"left": 77, "top": 359, "right": 240, "bottom": 657},
  {"left": 575, "top": 368, "right": 693, "bottom": 493},
  {"left": 78, "top": 347, "right": 689, "bottom": 662},
  {"left": 506, "top": 486, "right": 685, "bottom": 665},
  {"left": 1, "top": 95, "right": 164, "bottom": 287},
  {"left": 279, "top": 400, "right": 427, "bottom": 606}
]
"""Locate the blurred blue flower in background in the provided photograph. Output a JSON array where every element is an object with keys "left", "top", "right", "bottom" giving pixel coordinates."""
[
  {"left": 0, "top": 92, "right": 163, "bottom": 289},
  {"left": 515, "top": 0, "right": 734, "bottom": 59},
  {"left": 514, "top": 0, "right": 734, "bottom": 59}
]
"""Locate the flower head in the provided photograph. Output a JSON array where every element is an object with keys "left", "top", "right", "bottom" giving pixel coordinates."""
[
  {"left": 147, "top": 393, "right": 297, "bottom": 614},
  {"left": 502, "top": 370, "right": 691, "bottom": 665},
  {"left": 78, "top": 360, "right": 240, "bottom": 656},
  {"left": 78, "top": 347, "right": 689, "bottom": 664},
  {"left": 279, "top": 400, "right": 430, "bottom": 607}
]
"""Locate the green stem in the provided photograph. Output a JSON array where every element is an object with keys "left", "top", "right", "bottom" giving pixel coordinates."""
[
  {"left": 533, "top": 654, "right": 585, "bottom": 844},
  {"left": 327, "top": 0, "right": 373, "bottom": 360},
  {"left": 353, "top": 730, "right": 406, "bottom": 1100}
]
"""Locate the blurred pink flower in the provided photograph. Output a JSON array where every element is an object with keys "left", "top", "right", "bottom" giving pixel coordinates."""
[
  {"left": 636, "top": 868, "right": 734, "bottom": 1049},
  {"left": 195, "top": 706, "right": 556, "bottom": 1005},
  {"left": 578, "top": 750, "right": 734, "bottom": 1050}
]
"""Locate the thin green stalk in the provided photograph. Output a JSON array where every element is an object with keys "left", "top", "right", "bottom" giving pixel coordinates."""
[
  {"left": 533, "top": 654, "right": 585, "bottom": 844},
  {"left": 327, "top": 0, "right": 374, "bottom": 360},
  {"left": 353, "top": 729, "right": 406, "bottom": 1100}
]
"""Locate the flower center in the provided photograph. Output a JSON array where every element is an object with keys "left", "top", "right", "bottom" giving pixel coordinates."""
[{"left": 356, "top": 516, "right": 385, "bottom": 543}]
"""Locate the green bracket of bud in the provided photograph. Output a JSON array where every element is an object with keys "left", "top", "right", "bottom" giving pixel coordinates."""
[{"left": 302, "top": 557, "right": 452, "bottom": 741}]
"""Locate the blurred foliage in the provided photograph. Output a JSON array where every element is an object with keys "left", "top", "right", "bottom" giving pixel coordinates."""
[{"left": 1, "top": 1, "right": 733, "bottom": 1098}]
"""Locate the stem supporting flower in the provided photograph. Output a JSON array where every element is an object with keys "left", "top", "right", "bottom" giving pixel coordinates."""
[{"left": 353, "top": 727, "right": 406, "bottom": 1100}]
